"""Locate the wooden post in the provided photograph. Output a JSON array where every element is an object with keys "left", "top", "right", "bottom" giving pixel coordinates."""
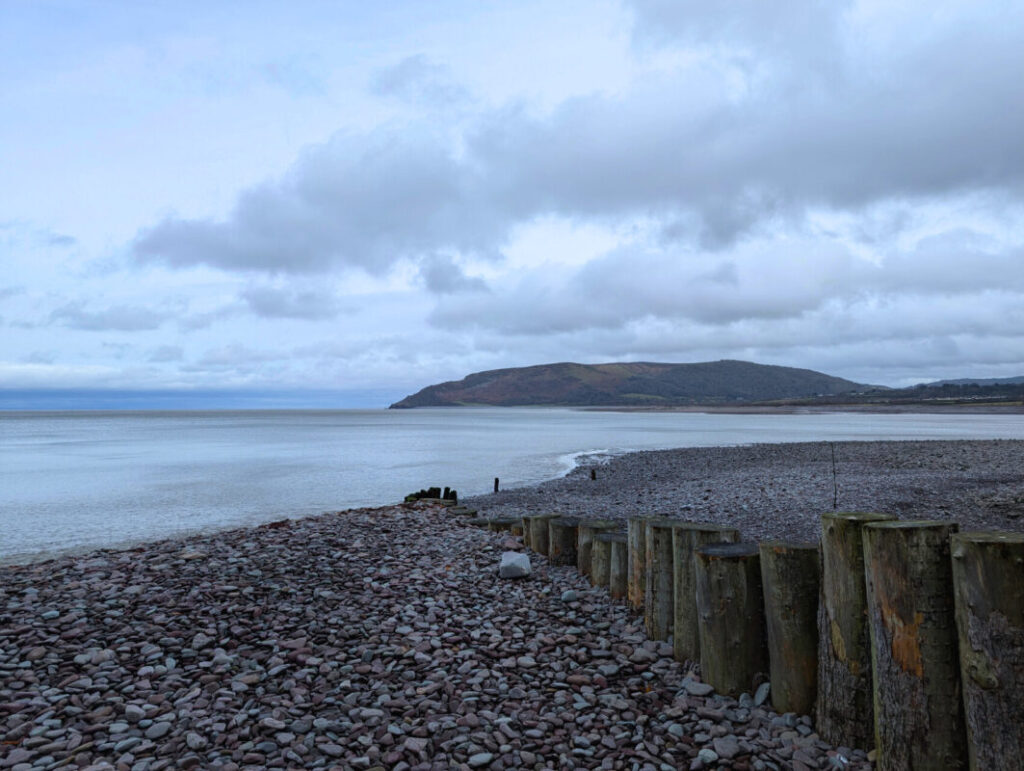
[
  {"left": 591, "top": 533, "right": 613, "bottom": 587},
  {"left": 521, "top": 516, "right": 533, "bottom": 548},
  {"left": 862, "top": 521, "right": 966, "bottom": 770},
  {"left": 494, "top": 477, "right": 499, "bottom": 492},
  {"left": 817, "top": 511, "right": 896, "bottom": 749},
  {"left": 951, "top": 531, "right": 1024, "bottom": 769},
  {"left": 759, "top": 541, "right": 820, "bottom": 716},
  {"left": 672, "top": 524, "right": 740, "bottom": 664},
  {"left": 645, "top": 518, "right": 677, "bottom": 641},
  {"left": 627, "top": 516, "right": 652, "bottom": 610},
  {"left": 577, "top": 519, "right": 619, "bottom": 578},
  {"left": 528, "top": 513, "right": 559, "bottom": 556},
  {"left": 694, "top": 541, "right": 768, "bottom": 697},
  {"left": 608, "top": 534, "right": 628, "bottom": 600},
  {"left": 548, "top": 517, "right": 580, "bottom": 565}
]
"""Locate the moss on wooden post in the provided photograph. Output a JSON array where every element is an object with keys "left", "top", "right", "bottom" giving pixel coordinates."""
[
  {"left": 607, "top": 534, "right": 628, "bottom": 600},
  {"left": 673, "top": 524, "right": 740, "bottom": 664},
  {"left": 645, "top": 518, "right": 679, "bottom": 641},
  {"left": 627, "top": 516, "right": 653, "bottom": 610},
  {"left": 577, "top": 519, "right": 619, "bottom": 578},
  {"left": 863, "top": 521, "right": 966, "bottom": 770},
  {"left": 817, "top": 511, "right": 897, "bottom": 749},
  {"left": 548, "top": 517, "right": 580, "bottom": 565},
  {"left": 951, "top": 531, "right": 1024, "bottom": 770},
  {"left": 695, "top": 541, "right": 768, "bottom": 697},
  {"left": 759, "top": 540, "right": 820, "bottom": 716},
  {"left": 528, "top": 513, "right": 559, "bottom": 557}
]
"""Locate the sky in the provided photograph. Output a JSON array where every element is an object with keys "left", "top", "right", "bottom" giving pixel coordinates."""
[{"left": 3, "top": 0, "right": 1024, "bottom": 406}]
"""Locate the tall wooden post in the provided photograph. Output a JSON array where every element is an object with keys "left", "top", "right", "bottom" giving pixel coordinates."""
[
  {"left": 548, "top": 517, "right": 580, "bottom": 565},
  {"left": 521, "top": 515, "right": 534, "bottom": 548},
  {"left": 577, "top": 519, "right": 619, "bottom": 578},
  {"left": 627, "top": 516, "right": 652, "bottom": 610},
  {"left": 951, "top": 531, "right": 1024, "bottom": 770},
  {"left": 645, "top": 519, "right": 677, "bottom": 641},
  {"left": 759, "top": 541, "right": 820, "bottom": 716},
  {"left": 863, "top": 521, "right": 966, "bottom": 770},
  {"left": 607, "top": 534, "right": 628, "bottom": 600},
  {"left": 673, "top": 524, "right": 740, "bottom": 664},
  {"left": 694, "top": 542, "right": 768, "bottom": 697},
  {"left": 817, "top": 511, "right": 896, "bottom": 749}
]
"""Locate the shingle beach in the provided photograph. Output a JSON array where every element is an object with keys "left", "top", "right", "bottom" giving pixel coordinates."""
[{"left": 3, "top": 439, "right": 1023, "bottom": 770}]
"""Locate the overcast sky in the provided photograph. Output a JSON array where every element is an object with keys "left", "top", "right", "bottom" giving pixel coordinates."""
[{"left": 3, "top": 0, "right": 1024, "bottom": 404}]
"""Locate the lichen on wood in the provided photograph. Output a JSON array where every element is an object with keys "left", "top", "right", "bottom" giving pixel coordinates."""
[
  {"left": 816, "top": 511, "right": 896, "bottom": 750},
  {"left": 951, "top": 531, "right": 1024, "bottom": 770},
  {"left": 863, "top": 520, "right": 966, "bottom": 770},
  {"left": 759, "top": 540, "right": 819, "bottom": 716},
  {"left": 673, "top": 524, "right": 740, "bottom": 664}
]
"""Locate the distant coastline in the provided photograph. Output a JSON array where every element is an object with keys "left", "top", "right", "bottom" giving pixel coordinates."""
[{"left": 584, "top": 402, "right": 1024, "bottom": 415}]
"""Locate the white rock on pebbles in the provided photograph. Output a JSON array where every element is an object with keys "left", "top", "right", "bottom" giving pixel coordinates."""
[{"left": 1, "top": 503, "right": 871, "bottom": 769}]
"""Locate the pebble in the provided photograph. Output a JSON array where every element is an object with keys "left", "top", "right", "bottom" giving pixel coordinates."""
[{"left": 0, "top": 502, "right": 877, "bottom": 769}]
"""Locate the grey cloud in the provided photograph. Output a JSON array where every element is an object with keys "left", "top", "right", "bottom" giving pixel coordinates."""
[
  {"left": 370, "top": 54, "right": 471, "bottom": 107},
  {"left": 241, "top": 284, "right": 343, "bottom": 319},
  {"left": 50, "top": 302, "right": 168, "bottom": 331},
  {"left": 148, "top": 345, "right": 184, "bottom": 363},
  {"left": 418, "top": 254, "right": 489, "bottom": 295},
  {"left": 131, "top": 4, "right": 1024, "bottom": 277},
  {"left": 429, "top": 232, "right": 1024, "bottom": 337},
  {"left": 0, "top": 286, "right": 24, "bottom": 303},
  {"left": 134, "top": 130, "right": 499, "bottom": 274}
]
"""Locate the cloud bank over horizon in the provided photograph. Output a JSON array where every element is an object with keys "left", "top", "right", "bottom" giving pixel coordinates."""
[{"left": 3, "top": 0, "right": 1024, "bottom": 402}]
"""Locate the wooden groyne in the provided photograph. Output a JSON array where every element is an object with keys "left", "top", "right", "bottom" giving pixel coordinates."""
[{"left": 463, "top": 498, "right": 1024, "bottom": 768}]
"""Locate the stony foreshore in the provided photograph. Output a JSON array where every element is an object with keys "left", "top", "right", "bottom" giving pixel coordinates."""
[
  {"left": 4, "top": 438, "right": 1022, "bottom": 771},
  {"left": 2, "top": 501, "right": 867, "bottom": 771},
  {"left": 464, "top": 439, "right": 1024, "bottom": 541}
]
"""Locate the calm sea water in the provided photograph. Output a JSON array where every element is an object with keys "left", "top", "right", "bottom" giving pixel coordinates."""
[{"left": 3, "top": 407, "right": 1024, "bottom": 563}]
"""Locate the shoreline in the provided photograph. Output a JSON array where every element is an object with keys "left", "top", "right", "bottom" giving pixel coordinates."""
[
  {"left": 5, "top": 436, "right": 1023, "bottom": 568},
  {"left": 582, "top": 402, "right": 1024, "bottom": 414},
  {"left": 465, "top": 438, "right": 1024, "bottom": 542},
  {"left": 4, "top": 438, "right": 1022, "bottom": 767}
]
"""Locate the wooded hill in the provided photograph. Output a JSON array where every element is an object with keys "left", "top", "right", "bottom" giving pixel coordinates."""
[{"left": 389, "top": 360, "right": 868, "bottom": 408}]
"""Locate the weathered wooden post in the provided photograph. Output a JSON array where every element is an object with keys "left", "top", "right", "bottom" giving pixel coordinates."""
[
  {"left": 673, "top": 524, "right": 741, "bottom": 664},
  {"left": 817, "top": 511, "right": 896, "bottom": 749},
  {"left": 591, "top": 533, "right": 612, "bottom": 587},
  {"left": 951, "top": 531, "right": 1024, "bottom": 769},
  {"left": 528, "top": 513, "right": 559, "bottom": 556},
  {"left": 607, "top": 534, "right": 628, "bottom": 600},
  {"left": 627, "top": 516, "right": 652, "bottom": 610},
  {"left": 548, "top": 517, "right": 580, "bottom": 565},
  {"left": 494, "top": 477, "right": 499, "bottom": 493},
  {"left": 521, "top": 516, "right": 534, "bottom": 548},
  {"left": 645, "top": 518, "right": 678, "bottom": 641},
  {"left": 694, "top": 542, "right": 768, "bottom": 697},
  {"left": 759, "top": 540, "right": 820, "bottom": 716},
  {"left": 862, "top": 520, "right": 965, "bottom": 770},
  {"left": 577, "top": 519, "right": 619, "bottom": 578}
]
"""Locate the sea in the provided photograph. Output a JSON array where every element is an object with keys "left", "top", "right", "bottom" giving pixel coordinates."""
[{"left": 3, "top": 407, "right": 1024, "bottom": 564}]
